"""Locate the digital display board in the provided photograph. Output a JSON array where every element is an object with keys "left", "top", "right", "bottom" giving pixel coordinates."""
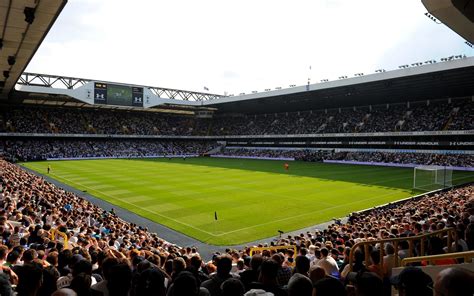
[{"left": 94, "top": 82, "right": 143, "bottom": 107}]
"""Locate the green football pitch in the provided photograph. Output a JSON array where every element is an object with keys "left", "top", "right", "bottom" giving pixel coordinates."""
[{"left": 22, "top": 158, "right": 474, "bottom": 245}]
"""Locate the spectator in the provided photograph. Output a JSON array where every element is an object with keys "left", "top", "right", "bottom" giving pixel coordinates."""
[
  {"left": 433, "top": 267, "right": 474, "bottom": 296},
  {"left": 220, "top": 278, "right": 245, "bottom": 296},
  {"left": 272, "top": 253, "right": 292, "bottom": 287},
  {"left": 16, "top": 262, "right": 44, "bottom": 296},
  {"left": 312, "top": 277, "right": 346, "bottom": 296},
  {"left": 347, "top": 271, "right": 383, "bottom": 296},
  {"left": 293, "top": 255, "right": 311, "bottom": 277},
  {"left": 390, "top": 267, "right": 433, "bottom": 296},
  {"left": 367, "top": 250, "right": 383, "bottom": 278},
  {"left": 169, "top": 271, "right": 210, "bottom": 296},
  {"left": 201, "top": 255, "right": 235, "bottom": 296},
  {"left": 240, "top": 254, "right": 263, "bottom": 291},
  {"left": 382, "top": 243, "right": 396, "bottom": 278},
  {"left": 0, "top": 273, "right": 13, "bottom": 296},
  {"left": 107, "top": 263, "right": 132, "bottom": 296},
  {"left": 287, "top": 273, "right": 312, "bottom": 296},
  {"left": 90, "top": 257, "right": 119, "bottom": 296},
  {"left": 249, "top": 259, "right": 287, "bottom": 296},
  {"left": 133, "top": 267, "right": 166, "bottom": 296},
  {"left": 309, "top": 266, "right": 326, "bottom": 284},
  {"left": 316, "top": 248, "right": 339, "bottom": 277},
  {"left": 52, "top": 289, "right": 78, "bottom": 296}
]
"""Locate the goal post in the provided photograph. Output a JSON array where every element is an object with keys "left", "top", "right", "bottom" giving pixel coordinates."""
[{"left": 413, "top": 166, "right": 453, "bottom": 191}]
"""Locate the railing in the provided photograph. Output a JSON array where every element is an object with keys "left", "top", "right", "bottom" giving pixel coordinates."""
[
  {"left": 349, "top": 228, "right": 457, "bottom": 271},
  {"left": 18, "top": 72, "right": 222, "bottom": 101},
  {"left": 249, "top": 245, "right": 298, "bottom": 266},
  {"left": 50, "top": 228, "right": 69, "bottom": 249},
  {"left": 401, "top": 251, "right": 474, "bottom": 266}
]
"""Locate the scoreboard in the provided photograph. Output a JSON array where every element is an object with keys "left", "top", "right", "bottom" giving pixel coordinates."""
[{"left": 94, "top": 83, "right": 144, "bottom": 107}]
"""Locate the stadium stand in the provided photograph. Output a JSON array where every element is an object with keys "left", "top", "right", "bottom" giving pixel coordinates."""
[
  {"left": 331, "top": 151, "right": 474, "bottom": 168},
  {"left": 1, "top": 94, "right": 473, "bottom": 296},
  {"left": 0, "top": 106, "right": 196, "bottom": 135},
  {"left": 1, "top": 140, "right": 216, "bottom": 161},
  {"left": 0, "top": 0, "right": 473, "bottom": 294},
  {"left": 0, "top": 159, "right": 473, "bottom": 295},
  {"left": 1, "top": 97, "right": 473, "bottom": 136}
]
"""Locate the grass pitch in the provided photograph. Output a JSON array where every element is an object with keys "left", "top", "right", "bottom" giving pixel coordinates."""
[{"left": 22, "top": 158, "right": 474, "bottom": 245}]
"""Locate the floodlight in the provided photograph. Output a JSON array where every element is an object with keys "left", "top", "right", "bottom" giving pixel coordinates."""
[
  {"left": 24, "top": 7, "right": 35, "bottom": 24},
  {"left": 7, "top": 56, "right": 15, "bottom": 66}
]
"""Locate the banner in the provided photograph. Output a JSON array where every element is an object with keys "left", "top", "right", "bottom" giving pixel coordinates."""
[
  {"left": 46, "top": 154, "right": 199, "bottom": 161},
  {"left": 211, "top": 155, "right": 295, "bottom": 161},
  {"left": 323, "top": 160, "right": 474, "bottom": 171}
]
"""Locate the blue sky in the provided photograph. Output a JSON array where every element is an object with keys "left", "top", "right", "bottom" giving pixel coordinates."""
[{"left": 26, "top": 0, "right": 473, "bottom": 95}]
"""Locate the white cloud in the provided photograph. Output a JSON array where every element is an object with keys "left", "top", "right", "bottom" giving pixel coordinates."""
[{"left": 26, "top": 0, "right": 473, "bottom": 95}]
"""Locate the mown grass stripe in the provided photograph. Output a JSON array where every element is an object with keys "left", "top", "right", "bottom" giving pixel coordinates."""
[{"left": 23, "top": 158, "right": 474, "bottom": 245}]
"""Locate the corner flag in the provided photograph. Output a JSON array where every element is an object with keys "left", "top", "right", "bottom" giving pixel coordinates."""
[{"left": 214, "top": 211, "right": 218, "bottom": 221}]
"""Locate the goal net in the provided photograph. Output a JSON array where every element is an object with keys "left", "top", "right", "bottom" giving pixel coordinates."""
[{"left": 413, "top": 166, "right": 453, "bottom": 191}]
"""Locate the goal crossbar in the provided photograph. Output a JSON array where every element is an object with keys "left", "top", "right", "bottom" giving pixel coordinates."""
[{"left": 413, "top": 166, "right": 453, "bottom": 191}]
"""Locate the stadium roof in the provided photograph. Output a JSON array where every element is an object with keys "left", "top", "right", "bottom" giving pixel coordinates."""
[
  {"left": 422, "top": 0, "right": 474, "bottom": 43},
  {"left": 205, "top": 56, "right": 474, "bottom": 114},
  {"left": 10, "top": 56, "right": 474, "bottom": 114},
  {"left": 0, "top": 0, "right": 67, "bottom": 100},
  {"left": 3, "top": 0, "right": 474, "bottom": 114}
]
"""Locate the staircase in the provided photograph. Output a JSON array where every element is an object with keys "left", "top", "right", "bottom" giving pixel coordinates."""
[
  {"left": 316, "top": 123, "right": 327, "bottom": 133},
  {"left": 205, "top": 120, "right": 213, "bottom": 136},
  {"left": 395, "top": 120, "right": 405, "bottom": 131},
  {"left": 442, "top": 107, "right": 459, "bottom": 130},
  {"left": 205, "top": 144, "right": 225, "bottom": 155}
]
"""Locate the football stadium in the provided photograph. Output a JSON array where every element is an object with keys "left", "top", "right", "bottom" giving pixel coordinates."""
[{"left": 0, "top": 1, "right": 474, "bottom": 295}]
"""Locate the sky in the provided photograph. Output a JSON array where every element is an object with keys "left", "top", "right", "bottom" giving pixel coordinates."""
[{"left": 25, "top": 0, "right": 473, "bottom": 95}]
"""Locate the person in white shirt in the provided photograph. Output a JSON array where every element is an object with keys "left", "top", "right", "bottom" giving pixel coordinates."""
[
  {"left": 306, "top": 245, "right": 316, "bottom": 263},
  {"left": 316, "top": 248, "right": 339, "bottom": 277}
]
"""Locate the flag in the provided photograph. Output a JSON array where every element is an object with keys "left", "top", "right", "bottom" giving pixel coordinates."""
[
  {"left": 204, "top": 86, "right": 209, "bottom": 91},
  {"left": 214, "top": 211, "right": 218, "bottom": 221}
]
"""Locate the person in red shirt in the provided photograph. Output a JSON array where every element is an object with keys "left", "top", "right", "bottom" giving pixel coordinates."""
[{"left": 284, "top": 163, "right": 289, "bottom": 172}]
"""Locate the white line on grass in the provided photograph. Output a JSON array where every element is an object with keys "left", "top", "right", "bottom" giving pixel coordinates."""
[
  {"left": 213, "top": 189, "right": 407, "bottom": 236},
  {"left": 45, "top": 166, "right": 411, "bottom": 237},
  {"left": 215, "top": 174, "right": 412, "bottom": 208},
  {"left": 214, "top": 174, "right": 472, "bottom": 237},
  {"left": 36, "top": 163, "right": 472, "bottom": 240},
  {"left": 47, "top": 173, "right": 217, "bottom": 237}
]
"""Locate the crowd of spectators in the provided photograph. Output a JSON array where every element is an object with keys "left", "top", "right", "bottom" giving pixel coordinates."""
[
  {"left": 1, "top": 98, "right": 473, "bottom": 136},
  {"left": 4, "top": 139, "right": 473, "bottom": 167},
  {"left": 330, "top": 151, "right": 474, "bottom": 168},
  {"left": 450, "top": 101, "right": 474, "bottom": 131},
  {"left": 218, "top": 149, "right": 326, "bottom": 162},
  {"left": 0, "top": 107, "right": 196, "bottom": 136},
  {"left": 0, "top": 159, "right": 473, "bottom": 295},
  {"left": 0, "top": 98, "right": 473, "bottom": 295},
  {"left": 220, "top": 148, "right": 474, "bottom": 168},
  {"left": 1, "top": 140, "right": 216, "bottom": 162}
]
